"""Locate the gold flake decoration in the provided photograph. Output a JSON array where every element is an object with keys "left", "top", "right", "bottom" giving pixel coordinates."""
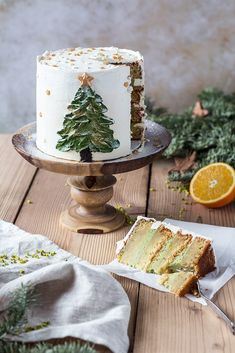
[
  {"left": 112, "top": 53, "right": 123, "bottom": 61},
  {"left": 123, "top": 81, "right": 129, "bottom": 87},
  {"left": 45, "top": 89, "right": 51, "bottom": 96},
  {"left": 78, "top": 73, "right": 94, "bottom": 86}
]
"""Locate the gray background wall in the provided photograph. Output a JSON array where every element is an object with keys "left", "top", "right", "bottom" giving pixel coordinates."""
[{"left": 1, "top": 0, "right": 235, "bottom": 132}]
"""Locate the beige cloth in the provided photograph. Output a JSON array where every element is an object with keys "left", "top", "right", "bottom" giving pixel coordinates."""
[{"left": 0, "top": 220, "right": 130, "bottom": 353}]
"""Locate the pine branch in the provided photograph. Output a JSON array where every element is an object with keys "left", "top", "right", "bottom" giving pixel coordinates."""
[
  {"left": 0, "top": 285, "right": 35, "bottom": 338},
  {"left": 0, "top": 342, "right": 98, "bottom": 353},
  {"left": 148, "top": 87, "right": 235, "bottom": 182},
  {"left": 0, "top": 286, "right": 98, "bottom": 353}
]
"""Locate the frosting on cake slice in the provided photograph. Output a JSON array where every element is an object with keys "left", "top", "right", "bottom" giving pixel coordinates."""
[
  {"left": 147, "top": 231, "right": 192, "bottom": 274},
  {"left": 159, "top": 271, "right": 197, "bottom": 297}
]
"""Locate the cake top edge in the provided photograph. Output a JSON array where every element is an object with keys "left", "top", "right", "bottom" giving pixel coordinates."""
[
  {"left": 37, "top": 46, "right": 143, "bottom": 72},
  {"left": 116, "top": 216, "right": 213, "bottom": 255}
]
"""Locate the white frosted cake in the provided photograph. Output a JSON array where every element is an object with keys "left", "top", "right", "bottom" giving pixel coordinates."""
[{"left": 36, "top": 47, "right": 145, "bottom": 162}]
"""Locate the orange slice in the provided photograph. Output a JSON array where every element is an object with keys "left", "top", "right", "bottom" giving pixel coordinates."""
[{"left": 190, "top": 163, "right": 235, "bottom": 208}]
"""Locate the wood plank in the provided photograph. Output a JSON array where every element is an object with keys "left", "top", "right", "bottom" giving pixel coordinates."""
[
  {"left": 133, "top": 159, "right": 235, "bottom": 353},
  {"left": 15, "top": 166, "right": 150, "bottom": 352},
  {"left": 0, "top": 135, "right": 36, "bottom": 222}
]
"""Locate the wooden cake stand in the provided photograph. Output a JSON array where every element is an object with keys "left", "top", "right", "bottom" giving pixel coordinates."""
[{"left": 12, "top": 120, "right": 171, "bottom": 234}]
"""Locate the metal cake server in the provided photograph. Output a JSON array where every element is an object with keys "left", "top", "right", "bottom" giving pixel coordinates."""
[{"left": 197, "top": 281, "right": 235, "bottom": 335}]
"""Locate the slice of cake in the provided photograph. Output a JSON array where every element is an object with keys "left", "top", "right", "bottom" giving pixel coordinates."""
[
  {"left": 36, "top": 47, "right": 145, "bottom": 162},
  {"left": 117, "top": 217, "right": 216, "bottom": 297},
  {"left": 159, "top": 271, "right": 197, "bottom": 297}
]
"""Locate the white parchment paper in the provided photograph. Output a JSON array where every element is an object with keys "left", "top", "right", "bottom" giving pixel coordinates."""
[{"left": 102, "top": 217, "right": 235, "bottom": 305}]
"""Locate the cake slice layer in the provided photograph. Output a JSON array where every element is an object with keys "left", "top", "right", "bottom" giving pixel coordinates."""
[
  {"left": 159, "top": 271, "right": 197, "bottom": 297},
  {"left": 134, "top": 225, "right": 173, "bottom": 271},
  {"left": 167, "top": 237, "right": 212, "bottom": 275},
  {"left": 117, "top": 220, "right": 155, "bottom": 267},
  {"left": 147, "top": 231, "right": 192, "bottom": 274}
]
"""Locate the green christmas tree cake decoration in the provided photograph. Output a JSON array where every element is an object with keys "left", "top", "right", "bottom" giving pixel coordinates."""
[{"left": 56, "top": 73, "right": 120, "bottom": 161}]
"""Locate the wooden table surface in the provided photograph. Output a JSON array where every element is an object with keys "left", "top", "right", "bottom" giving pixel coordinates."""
[{"left": 1, "top": 134, "right": 235, "bottom": 353}]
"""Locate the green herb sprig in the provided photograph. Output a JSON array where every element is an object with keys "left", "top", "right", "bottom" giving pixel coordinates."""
[{"left": 115, "top": 204, "right": 135, "bottom": 225}]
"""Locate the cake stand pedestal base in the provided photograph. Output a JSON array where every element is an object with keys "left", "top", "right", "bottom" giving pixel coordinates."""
[{"left": 60, "top": 175, "right": 125, "bottom": 233}]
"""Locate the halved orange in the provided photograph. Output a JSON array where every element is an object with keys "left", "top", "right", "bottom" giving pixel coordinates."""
[{"left": 190, "top": 163, "right": 235, "bottom": 208}]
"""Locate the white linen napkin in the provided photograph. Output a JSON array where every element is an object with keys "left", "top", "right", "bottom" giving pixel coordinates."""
[
  {"left": 0, "top": 220, "right": 130, "bottom": 353},
  {"left": 102, "top": 217, "right": 235, "bottom": 305}
]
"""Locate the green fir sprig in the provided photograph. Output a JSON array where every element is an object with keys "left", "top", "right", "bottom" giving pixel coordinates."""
[
  {"left": 0, "top": 285, "right": 98, "bottom": 353},
  {"left": 0, "top": 285, "right": 35, "bottom": 339},
  {"left": 147, "top": 87, "right": 235, "bottom": 182},
  {"left": 0, "top": 342, "right": 98, "bottom": 353}
]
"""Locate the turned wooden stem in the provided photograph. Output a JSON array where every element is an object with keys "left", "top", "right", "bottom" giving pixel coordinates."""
[
  {"left": 60, "top": 175, "right": 125, "bottom": 233},
  {"left": 69, "top": 175, "right": 116, "bottom": 220}
]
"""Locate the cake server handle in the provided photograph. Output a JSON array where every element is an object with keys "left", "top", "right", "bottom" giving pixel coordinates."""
[{"left": 197, "top": 282, "right": 235, "bottom": 335}]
